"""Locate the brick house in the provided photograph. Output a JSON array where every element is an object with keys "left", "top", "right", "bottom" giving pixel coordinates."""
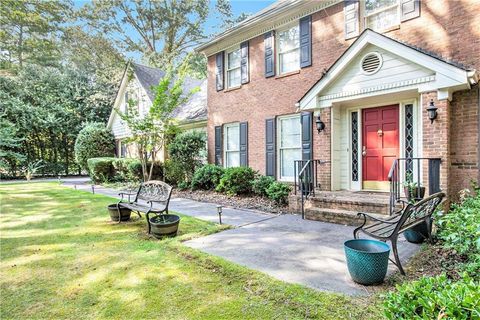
[
  {"left": 107, "top": 62, "right": 207, "bottom": 161},
  {"left": 197, "top": 0, "right": 479, "bottom": 220}
]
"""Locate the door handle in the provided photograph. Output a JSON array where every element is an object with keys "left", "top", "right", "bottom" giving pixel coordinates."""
[{"left": 362, "top": 146, "right": 367, "bottom": 156}]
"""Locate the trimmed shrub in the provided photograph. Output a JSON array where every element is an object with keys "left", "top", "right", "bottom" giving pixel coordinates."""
[
  {"left": 87, "top": 157, "right": 115, "bottom": 183},
  {"left": 75, "top": 123, "right": 115, "bottom": 171},
  {"left": 113, "top": 158, "right": 140, "bottom": 182},
  {"left": 266, "top": 182, "right": 291, "bottom": 205},
  {"left": 191, "top": 164, "right": 224, "bottom": 190},
  {"left": 215, "top": 167, "right": 256, "bottom": 195},
  {"left": 164, "top": 159, "right": 185, "bottom": 186},
  {"left": 252, "top": 175, "right": 275, "bottom": 197},
  {"left": 167, "top": 131, "right": 206, "bottom": 183},
  {"left": 383, "top": 274, "right": 480, "bottom": 319}
]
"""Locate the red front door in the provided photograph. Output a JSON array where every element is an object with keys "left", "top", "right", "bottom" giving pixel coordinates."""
[{"left": 362, "top": 105, "right": 399, "bottom": 190}]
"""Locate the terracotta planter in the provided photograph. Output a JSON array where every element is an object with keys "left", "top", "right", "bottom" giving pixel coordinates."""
[{"left": 107, "top": 204, "right": 131, "bottom": 222}]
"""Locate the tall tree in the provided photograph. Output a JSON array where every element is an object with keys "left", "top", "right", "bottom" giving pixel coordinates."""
[
  {"left": 0, "top": 0, "right": 72, "bottom": 71},
  {"left": 215, "top": 0, "right": 250, "bottom": 31},
  {"left": 79, "top": 0, "right": 209, "bottom": 67}
]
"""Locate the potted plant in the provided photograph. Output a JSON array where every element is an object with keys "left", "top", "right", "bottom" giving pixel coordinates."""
[
  {"left": 344, "top": 239, "right": 391, "bottom": 285},
  {"left": 149, "top": 214, "right": 180, "bottom": 239},
  {"left": 403, "top": 172, "right": 425, "bottom": 203},
  {"left": 402, "top": 172, "right": 429, "bottom": 243}
]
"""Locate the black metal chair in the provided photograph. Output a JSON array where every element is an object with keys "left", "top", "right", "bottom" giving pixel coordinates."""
[
  {"left": 117, "top": 180, "right": 173, "bottom": 234},
  {"left": 353, "top": 192, "right": 445, "bottom": 275}
]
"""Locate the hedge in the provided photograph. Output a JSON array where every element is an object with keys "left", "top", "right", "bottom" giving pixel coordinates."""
[{"left": 87, "top": 157, "right": 163, "bottom": 183}]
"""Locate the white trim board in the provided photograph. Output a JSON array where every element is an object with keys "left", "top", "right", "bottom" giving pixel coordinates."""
[{"left": 299, "top": 29, "right": 477, "bottom": 110}]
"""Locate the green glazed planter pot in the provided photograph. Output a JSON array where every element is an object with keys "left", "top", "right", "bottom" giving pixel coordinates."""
[
  {"left": 344, "top": 239, "right": 390, "bottom": 285},
  {"left": 404, "top": 220, "right": 430, "bottom": 243}
]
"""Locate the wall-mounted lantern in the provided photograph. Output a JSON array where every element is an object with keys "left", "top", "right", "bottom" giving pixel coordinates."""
[
  {"left": 426, "top": 99, "right": 438, "bottom": 124},
  {"left": 315, "top": 114, "right": 325, "bottom": 133}
]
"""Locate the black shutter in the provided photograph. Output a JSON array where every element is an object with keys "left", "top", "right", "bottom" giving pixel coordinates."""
[
  {"left": 264, "top": 31, "right": 275, "bottom": 78},
  {"left": 344, "top": 0, "right": 360, "bottom": 39},
  {"left": 240, "top": 41, "right": 249, "bottom": 84},
  {"left": 214, "top": 126, "right": 223, "bottom": 165},
  {"left": 299, "top": 15, "right": 312, "bottom": 68},
  {"left": 265, "top": 118, "right": 276, "bottom": 177},
  {"left": 215, "top": 52, "right": 224, "bottom": 91},
  {"left": 301, "top": 112, "right": 313, "bottom": 161},
  {"left": 239, "top": 122, "right": 248, "bottom": 166},
  {"left": 400, "top": 0, "right": 420, "bottom": 22}
]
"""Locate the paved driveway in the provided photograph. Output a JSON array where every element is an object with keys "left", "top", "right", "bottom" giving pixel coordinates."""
[{"left": 186, "top": 214, "right": 419, "bottom": 296}]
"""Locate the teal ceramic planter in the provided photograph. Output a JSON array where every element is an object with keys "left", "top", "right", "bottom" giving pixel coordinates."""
[
  {"left": 344, "top": 239, "right": 390, "bottom": 285},
  {"left": 404, "top": 220, "right": 430, "bottom": 244}
]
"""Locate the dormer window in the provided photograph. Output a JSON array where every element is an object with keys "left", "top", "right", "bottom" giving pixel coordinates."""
[
  {"left": 226, "top": 47, "right": 241, "bottom": 88},
  {"left": 277, "top": 23, "right": 300, "bottom": 74},
  {"left": 364, "top": 0, "right": 400, "bottom": 31}
]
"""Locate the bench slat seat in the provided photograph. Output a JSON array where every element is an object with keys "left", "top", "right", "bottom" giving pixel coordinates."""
[
  {"left": 354, "top": 192, "right": 445, "bottom": 275},
  {"left": 116, "top": 180, "right": 173, "bottom": 234}
]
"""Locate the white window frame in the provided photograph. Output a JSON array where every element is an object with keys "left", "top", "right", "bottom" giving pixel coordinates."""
[
  {"left": 225, "top": 46, "right": 241, "bottom": 89},
  {"left": 363, "top": 0, "right": 400, "bottom": 32},
  {"left": 277, "top": 114, "right": 302, "bottom": 182},
  {"left": 276, "top": 22, "right": 300, "bottom": 75},
  {"left": 223, "top": 123, "right": 240, "bottom": 168}
]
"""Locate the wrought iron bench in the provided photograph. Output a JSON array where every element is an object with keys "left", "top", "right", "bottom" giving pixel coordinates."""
[
  {"left": 353, "top": 192, "right": 445, "bottom": 275},
  {"left": 117, "top": 180, "right": 173, "bottom": 234}
]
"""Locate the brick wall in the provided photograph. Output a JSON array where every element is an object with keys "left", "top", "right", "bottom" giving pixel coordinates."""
[
  {"left": 206, "top": 0, "right": 480, "bottom": 192},
  {"left": 313, "top": 108, "right": 331, "bottom": 190},
  {"left": 421, "top": 92, "right": 451, "bottom": 197},
  {"left": 449, "top": 87, "right": 480, "bottom": 198}
]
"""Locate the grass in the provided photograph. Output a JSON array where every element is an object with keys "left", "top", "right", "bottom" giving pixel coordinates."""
[{"left": 0, "top": 183, "right": 382, "bottom": 319}]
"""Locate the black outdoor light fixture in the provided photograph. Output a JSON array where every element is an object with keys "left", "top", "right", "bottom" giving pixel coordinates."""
[
  {"left": 427, "top": 99, "right": 438, "bottom": 124},
  {"left": 315, "top": 114, "right": 325, "bottom": 133}
]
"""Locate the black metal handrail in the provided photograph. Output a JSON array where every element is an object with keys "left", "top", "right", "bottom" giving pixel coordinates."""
[
  {"left": 388, "top": 157, "right": 442, "bottom": 215},
  {"left": 294, "top": 159, "right": 326, "bottom": 219}
]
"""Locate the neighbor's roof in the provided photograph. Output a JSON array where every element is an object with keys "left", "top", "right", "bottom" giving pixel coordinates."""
[{"left": 132, "top": 62, "right": 207, "bottom": 123}]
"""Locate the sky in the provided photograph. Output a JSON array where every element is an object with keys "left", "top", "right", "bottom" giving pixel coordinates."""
[{"left": 73, "top": 0, "right": 275, "bottom": 62}]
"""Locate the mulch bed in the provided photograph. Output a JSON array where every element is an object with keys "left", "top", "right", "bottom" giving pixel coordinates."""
[{"left": 173, "top": 189, "right": 292, "bottom": 214}]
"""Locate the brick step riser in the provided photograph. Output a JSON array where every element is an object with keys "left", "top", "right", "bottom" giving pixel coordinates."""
[
  {"left": 308, "top": 199, "right": 390, "bottom": 215},
  {"left": 304, "top": 209, "right": 362, "bottom": 226}
]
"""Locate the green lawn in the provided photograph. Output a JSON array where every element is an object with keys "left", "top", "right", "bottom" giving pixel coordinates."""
[{"left": 0, "top": 183, "right": 381, "bottom": 319}]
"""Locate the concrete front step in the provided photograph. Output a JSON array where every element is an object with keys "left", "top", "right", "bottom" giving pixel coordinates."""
[{"left": 304, "top": 207, "right": 387, "bottom": 226}]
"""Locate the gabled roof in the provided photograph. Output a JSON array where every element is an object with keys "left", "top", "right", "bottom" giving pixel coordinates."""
[
  {"left": 298, "top": 29, "right": 479, "bottom": 109},
  {"left": 107, "top": 62, "right": 207, "bottom": 129},
  {"left": 132, "top": 63, "right": 165, "bottom": 101}
]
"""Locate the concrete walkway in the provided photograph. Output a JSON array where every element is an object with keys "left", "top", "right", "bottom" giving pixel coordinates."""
[{"left": 57, "top": 178, "right": 419, "bottom": 295}]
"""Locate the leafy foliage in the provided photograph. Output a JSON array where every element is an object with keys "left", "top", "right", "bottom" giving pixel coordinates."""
[
  {"left": 215, "top": 167, "right": 257, "bottom": 195},
  {"left": 87, "top": 157, "right": 114, "bottom": 183},
  {"left": 163, "top": 159, "right": 186, "bottom": 186},
  {"left": 74, "top": 123, "right": 115, "bottom": 171},
  {"left": 167, "top": 131, "right": 206, "bottom": 184},
  {"left": 0, "top": 66, "right": 114, "bottom": 176},
  {"left": 435, "top": 191, "right": 480, "bottom": 256},
  {"left": 266, "top": 182, "right": 292, "bottom": 205},
  {"left": 117, "top": 61, "right": 198, "bottom": 181},
  {"left": 191, "top": 164, "right": 225, "bottom": 190},
  {"left": 252, "top": 175, "right": 275, "bottom": 197},
  {"left": 0, "top": 118, "right": 25, "bottom": 177},
  {"left": 383, "top": 274, "right": 480, "bottom": 319}
]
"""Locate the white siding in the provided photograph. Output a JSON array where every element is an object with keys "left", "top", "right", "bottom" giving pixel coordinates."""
[{"left": 320, "top": 45, "right": 434, "bottom": 100}]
